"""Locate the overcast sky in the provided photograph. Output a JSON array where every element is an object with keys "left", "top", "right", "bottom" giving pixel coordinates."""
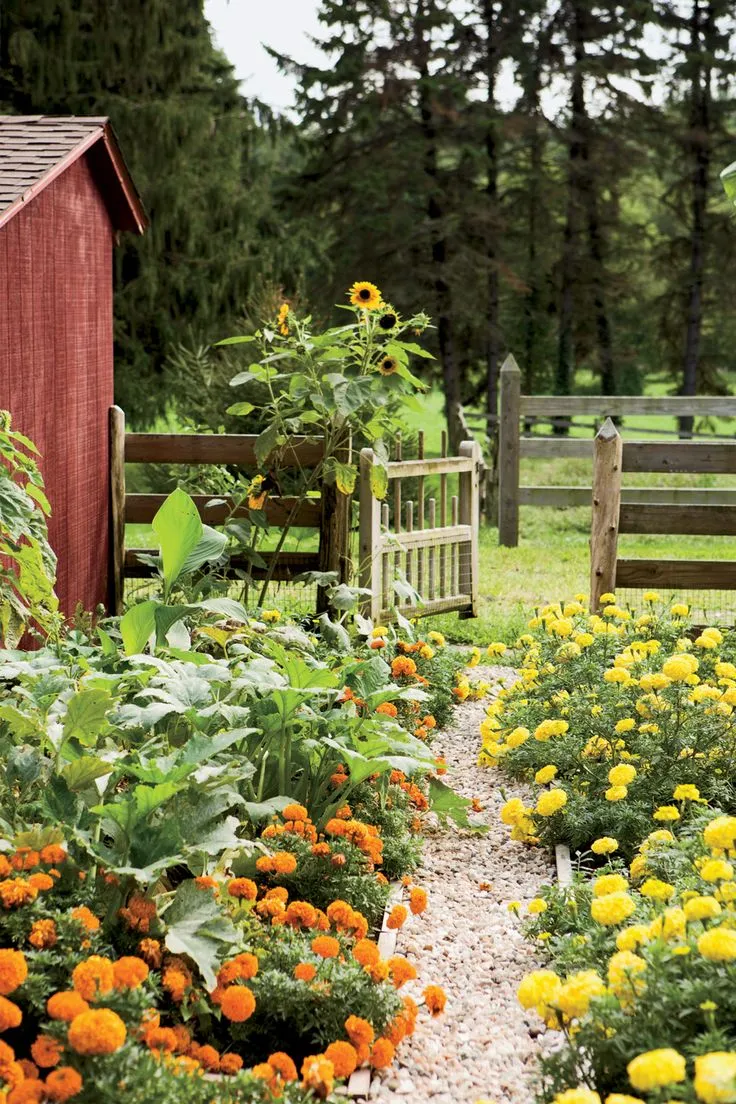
[{"left": 204, "top": 0, "right": 324, "bottom": 110}]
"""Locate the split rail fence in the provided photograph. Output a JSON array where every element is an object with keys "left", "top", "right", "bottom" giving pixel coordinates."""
[
  {"left": 359, "top": 434, "right": 482, "bottom": 622},
  {"left": 495, "top": 355, "right": 736, "bottom": 547},
  {"left": 108, "top": 406, "right": 341, "bottom": 615},
  {"left": 590, "top": 418, "right": 736, "bottom": 608}
]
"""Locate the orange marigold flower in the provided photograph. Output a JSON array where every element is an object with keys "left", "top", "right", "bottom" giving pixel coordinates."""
[
  {"left": 336, "top": 805, "right": 352, "bottom": 820},
  {"left": 171, "top": 1025, "right": 191, "bottom": 1054},
  {"left": 345, "top": 1015, "right": 374, "bottom": 1048},
  {"left": 217, "top": 953, "right": 258, "bottom": 986},
  {"left": 0, "top": 995, "right": 22, "bottom": 1031},
  {"left": 370, "top": 1038, "right": 395, "bottom": 1070},
  {"left": 353, "top": 939, "right": 381, "bottom": 968},
  {"left": 386, "top": 905, "right": 408, "bottom": 930},
  {"left": 0, "top": 856, "right": 10, "bottom": 878},
  {"left": 39, "top": 845, "right": 66, "bottom": 866},
  {"left": 311, "top": 843, "right": 331, "bottom": 858},
  {"left": 67, "top": 1008, "right": 126, "bottom": 1055},
  {"left": 71, "top": 956, "right": 114, "bottom": 1001},
  {"left": 284, "top": 901, "right": 317, "bottom": 929},
  {"left": 269, "top": 1052, "right": 297, "bottom": 1082},
  {"left": 144, "top": 1027, "right": 177, "bottom": 1054},
  {"left": 46, "top": 991, "right": 89, "bottom": 1022},
  {"left": 190, "top": 1044, "right": 219, "bottom": 1070},
  {"left": 423, "top": 714, "right": 436, "bottom": 728},
  {"left": 112, "top": 956, "right": 149, "bottom": 990},
  {"left": 326, "top": 899, "right": 352, "bottom": 925},
  {"left": 369, "top": 638, "right": 386, "bottom": 649},
  {"left": 27, "top": 873, "right": 53, "bottom": 892},
  {"left": 119, "top": 892, "right": 156, "bottom": 933},
  {"left": 403, "top": 995, "right": 419, "bottom": 1031},
  {"left": 45, "top": 1067, "right": 83, "bottom": 1102},
  {"left": 330, "top": 770, "right": 348, "bottom": 787},
  {"left": 138, "top": 938, "right": 162, "bottom": 968},
  {"left": 256, "top": 897, "right": 286, "bottom": 920},
  {"left": 252, "top": 1061, "right": 275, "bottom": 1081},
  {"left": 7, "top": 1080, "right": 46, "bottom": 1104},
  {"left": 30, "top": 1035, "right": 62, "bottom": 1068},
  {"left": 311, "top": 935, "right": 340, "bottom": 959},
  {"left": 29, "top": 920, "right": 57, "bottom": 949},
  {"left": 409, "top": 887, "right": 428, "bottom": 915},
  {"left": 324, "top": 1041, "right": 358, "bottom": 1078},
  {"left": 0, "top": 950, "right": 27, "bottom": 996},
  {"left": 368, "top": 959, "right": 390, "bottom": 983},
  {"left": 388, "top": 955, "right": 417, "bottom": 988},
  {"left": 282, "top": 803, "right": 308, "bottom": 822},
  {"left": 194, "top": 875, "right": 219, "bottom": 894},
  {"left": 0, "top": 878, "right": 37, "bottom": 909},
  {"left": 391, "top": 656, "right": 417, "bottom": 678},
  {"left": 423, "top": 984, "right": 447, "bottom": 1015},
  {"left": 383, "top": 1012, "right": 407, "bottom": 1047},
  {"left": 301, "top": 1054, "right": 335, "bottom": 1099},
  {"left": 162, "top": 966, "right": 190, "bottom": 1003},
  {"left": 219, "top": 1053, "right": 244, "bottom": 1076},
  {"left": 227, "top": 878, "right": 257, "bottom": 900},
  {"left": 11, "top": 849, "right": 39, "bottom": 871},
  {"left": 18, "top": 1058, "right": 37, "bottom": 1079},
  {"left": 376, "top": 702, "right": 398, "bottom": 718},
  {"left": 0, "top": 1059, "right": 24, "bottom": 1091},
  {"left": 70, "top": 906, "right": 100, "bottom": 932},
  {"left": 219, "top": 985, "right": 256, "bottom": 1022},
  {"left": 0, "top": 1040, "right": 14, "bottom": 1063},
  {"left": 294, "top": 963, "right": 317, "bottom": 982}
]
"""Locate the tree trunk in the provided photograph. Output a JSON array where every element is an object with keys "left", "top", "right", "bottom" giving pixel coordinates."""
[
  {"left": 581, "top": 150, "right": 616, "bottom": 396},
  {"left": 679, "top": 0, "right": 711, "bottom": 438},
  {"left": 417, "top": 0, "right": 462, "bottom": 451},
  {"left": 483, "top": 0, "right": 501, "bottom": 449},
  {"left": 523, "top": 49, "right": 544, "bottom": 430}
]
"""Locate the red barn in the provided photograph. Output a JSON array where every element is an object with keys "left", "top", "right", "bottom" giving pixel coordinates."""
[{"left": 0, "top": 116, "right": 146, "bottom": 621}]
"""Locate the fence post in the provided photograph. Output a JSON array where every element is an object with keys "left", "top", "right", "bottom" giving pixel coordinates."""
[
  {"left": 458, "top": 439, "right": 481, "bottom": 618},
  {"left": 109, "top": 405, "right": 126, "bottom": 616},
  {"left": 590, "top": 417, "right": 623, "bottom": 610},
  {"left": 317, "top": 431, "right": 352, "bottom": 614},
  {"left": 359, "top": 448, "right": 382, "bottom": 621},
  {"left": 498, "top": 354, "right": 521, "bottom": 547}
]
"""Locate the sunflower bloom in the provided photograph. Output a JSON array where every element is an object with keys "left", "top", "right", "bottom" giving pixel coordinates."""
[{"left": 348, "top": 281, "right": 382, "bottom": 310}]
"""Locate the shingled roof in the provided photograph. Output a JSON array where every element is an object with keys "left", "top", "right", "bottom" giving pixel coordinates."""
[{"left": 0, "top": 115, "right": 147, "bottom": 233}]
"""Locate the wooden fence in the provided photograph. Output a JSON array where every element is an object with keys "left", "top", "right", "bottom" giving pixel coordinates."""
[
  {"left": 359, "top": 436, "right": 482, "bottom": 622},
  {"left": 590, "top": 418, "right": 736, "bottom": 608},
  {"left": 495, "top": 355, "right": 736, "bottom": 547},
  {"left": 108, "top": 406, "right": 348, "bottom": 615}
]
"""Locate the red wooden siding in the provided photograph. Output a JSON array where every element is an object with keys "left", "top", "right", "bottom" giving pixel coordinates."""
[{"left": 0, "top": 154, "right": 113, "bottom": 620}]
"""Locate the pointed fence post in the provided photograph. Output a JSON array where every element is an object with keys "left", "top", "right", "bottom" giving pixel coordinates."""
[
  {"left": 590, "top": 417, "right": 623, "bottom": 609},
  {"left": 109, "top": 405, "right": 126, "bottom": 615},
  {"left": 458, "top": 439, "right": 481, "bottom": 618},
  {"left": 498, "top": 354, "right": 521, "bottom": 546},
  {"left": 359, "top": 448, "right": 382, "bottom": 621}
]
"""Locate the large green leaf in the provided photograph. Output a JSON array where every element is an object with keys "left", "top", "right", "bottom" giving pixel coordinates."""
[
  {"left": 429, "top": 776, "right": 486, "bottom": 831},
  {"left": 163, "top": 880, "right": 238, "bottom": 989},
  {"left": 370, "top": 462, "right": 389, "bottom": 500},
  {"left": 152, "top": 488, "right": 203, "bottom": 589},
  {"left": 62, "top": 688, "right": 112, "bottom": 748},
  {"left": 91, "top": 781, "right": 183, "bottom": 835},
  {"left": 721, "top": 161, "right": 736, "bottom": 205},
  {"left": 120, "top": 601, "right": 157, "bottom": 656},
  {"left": 61, "top": 757, "right": 112, "bottom": 792},
  {"left": 179, "top": 525, "right": 227, "bottom": 577}
]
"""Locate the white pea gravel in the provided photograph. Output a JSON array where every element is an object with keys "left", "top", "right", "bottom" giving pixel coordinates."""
[{"left": 365, "top": 666, "right": 555, "bottom": 1104}]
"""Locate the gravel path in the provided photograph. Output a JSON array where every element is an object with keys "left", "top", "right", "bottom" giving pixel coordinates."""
[{"left": 366, "top": 666, "right": 555, "bottom": 1104}]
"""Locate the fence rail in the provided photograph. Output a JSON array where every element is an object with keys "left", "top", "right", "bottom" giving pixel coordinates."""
[
  {"left": 590, "top": 419, "right": 736, "bottom": 607},
  {"left": 359, "top": 436, "right": 481, "bottom": 622},
  {"left": 497, "top": 355, "right": 736, "bottom": 547}
]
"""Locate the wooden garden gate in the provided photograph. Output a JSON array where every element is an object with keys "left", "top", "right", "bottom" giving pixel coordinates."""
[{"left": 359, "top": 438, "right": 482, "bottom": 622}]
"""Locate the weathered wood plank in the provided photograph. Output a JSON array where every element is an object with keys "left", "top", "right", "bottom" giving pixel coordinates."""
[
  {"left": 619, "top": 503, "right": 736, "bottom": 536},
  {"left": 520, "top": 395, "right": 736, "bottom": 417},
  {"left": 359, "top": 448, "right": 382, "bottom": 620},
  {"left": 125, "top": 433, "right": 324, "bottom": 467},
  {"left": 124, "top": 549, "right": 319, "bottom": 582},
  {"left": 622, "top": 441, "right": 736, "bottom": 474},
  {"left": 615, "top": 559, "right": 736, "bottom": 590},
  {"left": 521, "top": 485, "right": 736, "bottom": 508},
  {"left": 380, "top": 593, "right": 473, "bottom": 620},
  {"left": 458, "top": 440, "right": 481, "bottom": 618},
  {"left": 498, "top": 354, "right": 521, "bottom": 546},
  {"left": 520, "top": 438, "right": 593, "bottom": 459},
  {"left": 380, "top": 524, "right": 473, "bottom": 551},
  {"left": 387, "top": 456, "right": 474, "bottom": 479},
  {"left": 109, "top": 406, "right": 126, "bottom": 616},
  {"left": 590, "top": 419, "right": 623, "bottom": 609},
  {"left": 125, "top": 493, "right": 320, "bottom": 528}
]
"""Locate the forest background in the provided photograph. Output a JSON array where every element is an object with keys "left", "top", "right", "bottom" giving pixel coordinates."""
[{"left": 1, "top": 0, "right": 735, "bottom": 451}]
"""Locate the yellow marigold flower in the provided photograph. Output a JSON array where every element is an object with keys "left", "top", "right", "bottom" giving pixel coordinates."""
[
  {"left": 640, "top": 878, "right": 675, "bottom": 901},
  {"left": 629, "top": 854, "right": 648, "bottom": 882},
  {"left": 653, "top": 805, "right": 680, "bottom": 822},
  {"left": 684, "top": 895, "right": 722, "bottom": 922},
  {"left": 649, "top": 907, "right": 686, "bottom": 942},
  {"left": 517, "top": 970, "right": 561, "bottom": 1013},
  {"left": 615, "top": 718, "right": 636, "bottom": 733},
  {"left": 507, "top": 727, "right": 530, "bottom": 748},
  {"left": 628, "top": 1049, "right": 686, "bottom": 1093},
  {"left": 428, "top": 631, "right": 445, "bottom": 645},
  {"left": 643, "top": 591, "right": 660, "bottom": 603},
  {"left": 556, "top": 970, "right": 606, "bottom": 1020},
  {"left": 348, "top": 281, "right": 382, "bottom": 309},
  {"left": 262, "top": 609, "right": 281, "bottom": 623},
  {"left": 590, "top": 837, "right": 618, "bottom": 856},
  {"left": 694, "top": 1052, "right": 736, "bottom": 1103},
  {"left": 527, "top": 898, "right": 547, "bottom": 915},
  {"left": 535, "top": 765, "right": 557, "bottom": 785},
  {"left": 609, "top": 764, "right": 636, "bottom": 786},
  {"left": 68, "top": 1008, "right": 126, "bottom": 1055},
  {"left": 591, "top": 892, "right": 636, "bottom": 926},
  {"left": 594, "top": 874, "right": 629, "bottom": 897},
  {"left": 535, "top": 789, "right": 568, "bottom": 817},
  {"left": 701, "top": 859, "right": 734, "bottom": 882},
  {"left": 605, "top": 786, "right": 628, "bottom": 802},
  {"left": 604, "top": 667, "right": 632, "bottom": 684},
  {"left": 673, "top": 784, "right": 700, "bottom": 801},
  {"left": 501, "top": 798, "right": 529, "bottom": 826},
  {"left": 608, "top": 950, "right": 647, "bottom": 1004},
  {"left": 704, "top": 816, "right": 736, "bottom": 850},
  {"left": 487, "top": 642, "right": 507, "bottom": 656},
  {"left": 698, "top": 927, "right": 736, "bottom": 961},
  {"left": 670, "top": 603, "right": 689, "bottom": 617},
  {"left": 662, "top": 654, "right": 698, "bottom": 681},
  {"left": 616, "top": 925, "right": 650, "bottom": 952},
  {"left": 605, "top": 1097, "right": 645, "bottom": 1104},
  {"left": 554, "top": 1090, "right": 601, "bottom": 1104}
]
